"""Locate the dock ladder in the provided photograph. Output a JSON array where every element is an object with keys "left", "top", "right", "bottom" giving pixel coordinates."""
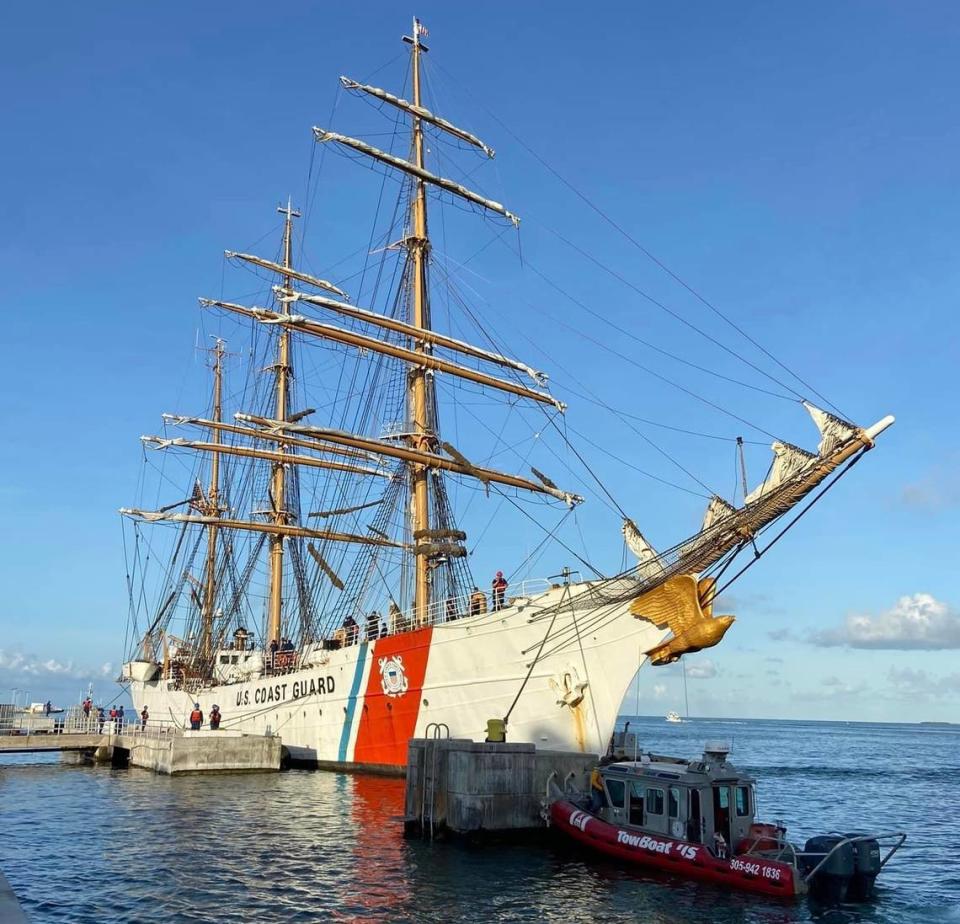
[{"left": 420, "top": 723, "right": 449, "bottom": 839}]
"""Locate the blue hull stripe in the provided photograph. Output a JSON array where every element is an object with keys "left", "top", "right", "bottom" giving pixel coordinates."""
[{"left": 338, "top": 642, "right": 368, "bottom": 762}]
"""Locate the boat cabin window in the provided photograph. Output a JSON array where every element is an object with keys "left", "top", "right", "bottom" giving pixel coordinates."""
[
  {"left": 219, "top": 655, "right": 229, "bottom": 664},
  {"left": 645, "top": 787, "right": 664, "bottom": 816},
  {"left": 736, "top": 785, "right": 750, "bottom": 816},
  {"left": 668, "top": 786, "right": 681, "bottom": 819},
  {"left": 605, "top": 778, "right": 626, "bottom": 808},
  {"left": 629, "top": 781, "right": 645, "bottom": 825}
]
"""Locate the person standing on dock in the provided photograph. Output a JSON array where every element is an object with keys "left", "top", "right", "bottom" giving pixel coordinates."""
[
  {"left": 492, "top": 571, "right": 508, "bottom": 611},
  {"left": 96, "top": 706, "right": 105, "bottom": 733},
  {"left": 140, "top": 706, "right": 148, "bottom": 730},
  {"left": 209, "top": 705, "right": 221, "bottom": 730},
  {"left": 189, "top": 703, "right": 203, "bottom": 731}
]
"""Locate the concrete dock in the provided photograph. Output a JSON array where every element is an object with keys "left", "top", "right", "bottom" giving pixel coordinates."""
[
  {"left": 405, "top": 737, "right": 596, "bottom": 838},
  {"left": 0, "top": 728, "right": 281, "bottom": 775}
]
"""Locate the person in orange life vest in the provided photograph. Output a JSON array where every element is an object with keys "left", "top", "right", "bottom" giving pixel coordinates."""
[
  {"left": 189, "top": 703, "right": 203, "bottom": 731},
  {"left": 492, "top": 571, "right": 508, "bottom": 611},
  {"left": 589, "top": 768, "right": 606, "bottom": 813},
  {"left": 209, "top": 705, "right": 222, "bottom": 730}
]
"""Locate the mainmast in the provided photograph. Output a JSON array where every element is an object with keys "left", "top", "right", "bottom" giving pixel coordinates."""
[
  {"left": 406, "top": 17, "right": 433, "bottom": 623},
  {"left": 267, "top": 200, "right": 300, "bottom": 646},
  {"left": 200, "top": 338, "right": 225, "bottom": 664}
]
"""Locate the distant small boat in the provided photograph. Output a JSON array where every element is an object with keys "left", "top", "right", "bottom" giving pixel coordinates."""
[{"left": 666, "top": 711, "right": 683, "bottom": 724}]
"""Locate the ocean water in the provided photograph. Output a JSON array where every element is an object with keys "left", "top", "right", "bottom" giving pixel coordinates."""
[{"left": 1, "top": 717, "right": 957, "bottom": 923}]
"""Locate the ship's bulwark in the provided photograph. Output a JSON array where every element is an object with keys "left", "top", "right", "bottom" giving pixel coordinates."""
[{"left": 129, "top": 584, "right": 670, "bottom": 770}]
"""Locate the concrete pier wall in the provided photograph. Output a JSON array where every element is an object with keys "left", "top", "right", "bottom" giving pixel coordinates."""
[
  {"left": 405, "top": 738, "right": 595, "bottom": 836},
  {"left": 122, "top": 731, "right": 282, "bottom": 774},
  {"left": 0, "top": 730, "right": 281, "bottom": 775}
]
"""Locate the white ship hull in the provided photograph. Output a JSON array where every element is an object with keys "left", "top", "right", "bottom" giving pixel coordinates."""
[{"left": 128, "top": 581, "right": 667, "bottom": 771}]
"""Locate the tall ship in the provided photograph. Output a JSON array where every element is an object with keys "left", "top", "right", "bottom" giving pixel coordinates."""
[{"left": 121, "top": 19, "right": 893, "bottom": 771}]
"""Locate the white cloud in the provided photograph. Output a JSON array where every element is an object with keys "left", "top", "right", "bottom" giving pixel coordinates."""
[
  {"left": 811, "top": 594, "right": 960, "bottom": 650},
  {"left": 886, "top": 666, "right": 960, "bottom": 700},
  {"left": 685, "top": 659, "right": 718, "bottom": 680},
  {"left": 899, "top": 462, "right": 960, "bottom": 512},
  {"left": 652, "top": 683, "right": 668, "bottom": 700},
  {"left": 0, "top": 649, "right": 110, "bottom": 682}
]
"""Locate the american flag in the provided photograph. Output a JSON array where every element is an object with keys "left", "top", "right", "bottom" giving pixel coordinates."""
[{"left": 415, "top": 19, "right": 429, "bottom": 38}]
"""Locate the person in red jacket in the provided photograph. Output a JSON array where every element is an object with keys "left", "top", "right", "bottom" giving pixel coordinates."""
[
  {"left": 209, "top": 705, "right": 222, "bottom": 731},
  {"left": 189, "top": 703, "right": 203, "bottom": 731},
  {"left": 492, "top": 571, "right": 508, "bottom": 611}
]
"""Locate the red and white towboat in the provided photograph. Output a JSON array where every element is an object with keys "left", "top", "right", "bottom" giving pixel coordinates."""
[{"left": 549, "top": 741, "right": 905, "bottom": 902}]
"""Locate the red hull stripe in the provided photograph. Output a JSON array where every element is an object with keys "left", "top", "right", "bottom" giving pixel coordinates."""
[
  {"left": 550, "top": 801, "right": 797, "bottom": 898},
  {"left": 353, "top": 627, "right": 433, "bottom": 767}
]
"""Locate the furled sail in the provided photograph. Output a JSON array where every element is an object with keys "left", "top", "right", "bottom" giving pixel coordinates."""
[
  {"left": 744, "top": 442, "right": 817, "bottom": 505},
  {"left": 339, "top": 76, "right": 495, "bottom": 158},
  {"left": 701, "top": 495, "right": 737, "bottom": 531},
  {"left": 804, "top": 401, "right": 858, "bottom": 457},
  {"left": 622, "top": 518, "right": 665, "bottom": 580}
]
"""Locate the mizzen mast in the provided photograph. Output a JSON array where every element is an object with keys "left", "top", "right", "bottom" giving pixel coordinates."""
[
  {"left": 200, "top": 338, "right": 225, "bottom": 665},
  {"left": 267, "top": 200, "right": 299, "bottom": 647}
]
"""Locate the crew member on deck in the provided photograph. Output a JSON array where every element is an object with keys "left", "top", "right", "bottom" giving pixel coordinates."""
[
  {"left": 209, "top": 705, "right": 222, "bottom": 731},
  {"left": 388, "top": 601, "right": 403, "bottom": 634},
  {"left": 469, "top": 587, "right": 487, "bottom": 617},
  {"left": 366, "top": 610, "right": 381, "bottom": 641},
  {"left": 492, "top": 571, "right": 508, "bottom": 611},
  {"left": 140, "top": 706, "right": 149, "bottom": 730},
  {"left": 189, "top": 703, "right": 203, "bottom": 731},
  {"left": 342, "top": 615, "right": 359, "bottom": 646}
]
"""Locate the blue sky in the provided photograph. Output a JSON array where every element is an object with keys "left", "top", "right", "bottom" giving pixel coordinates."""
[{"left": 1, "top": 2, "right": 957, "bottom": 721}]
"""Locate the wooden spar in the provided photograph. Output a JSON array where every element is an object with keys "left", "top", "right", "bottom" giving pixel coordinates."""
[
  {"left": 225, "top": 250, "right": 349, "bottom": 300},
  {"left": 119, "top": 508, "right": 406, "bottom": 548},
  {"left": 669, "top": 416, "right": 895, "bottom": 580},
  {"left": 140, "top": 436, "right": 390, "bottom": 478},
  {"left": 338, "top": 76, "right": 495, "bottom": 158},
  {"left": 277, "top": 286, "right": 547, "bottom": 386},
  {"left": 200, "top": 299, "right": 564, "bottom": 411},
  {"left": 236, "top": 413, "right": 583, "bottom": 505},
  {"left": 200, "top": 340, "right": 224, "bottom": 666},
  {"left": 312, "top": 129, "right": 519, "bottom": 226},
  {"left": 161, "top": 414, "right": 377, "bottom": 463},
  {"left": 408, "top": 20, "right": 431, "bottom": 621}
]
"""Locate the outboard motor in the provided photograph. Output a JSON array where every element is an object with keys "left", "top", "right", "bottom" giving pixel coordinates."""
[
  {"left": 845, "top": 833, "right": 882, "bottom": 901},
  {"left": 803, "top": 835, "right": 855, "bottom": 904}
]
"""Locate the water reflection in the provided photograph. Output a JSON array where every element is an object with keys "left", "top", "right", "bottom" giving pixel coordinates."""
[{"left": 1, "top": 718, "right": 956, "bottom": 923}]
